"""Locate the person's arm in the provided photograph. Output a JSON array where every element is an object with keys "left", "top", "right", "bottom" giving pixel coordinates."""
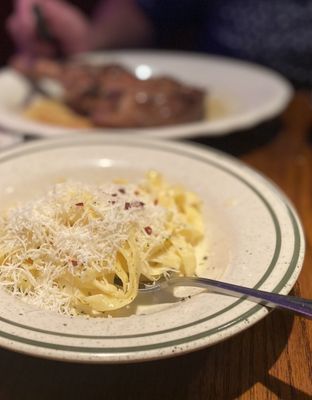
[
  {"left": 7, "top": 0, "right": 92, "bottom": 56},
  {"left": 7, "top": 0, "right": 155, "bottom": 57},
  {"left": 89, "top": 0, "right": 154, "bottom": 49},
  {"left": 7, "top": 0, "right": 203, "bottom": 57}
]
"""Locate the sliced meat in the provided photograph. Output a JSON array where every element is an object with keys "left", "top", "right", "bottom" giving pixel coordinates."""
[
  {"left": 10, "top": 56, "right": 64, "bottom": 80},
  {"left": 90, "top": 77, "right": 204, "bottom": 127}
]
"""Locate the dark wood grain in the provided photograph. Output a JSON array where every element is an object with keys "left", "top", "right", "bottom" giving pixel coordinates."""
[{"left": 1, "top": 92, "right": 312, "bottom": 400}]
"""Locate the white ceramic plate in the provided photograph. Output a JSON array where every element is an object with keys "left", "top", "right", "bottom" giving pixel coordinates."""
[
  {"left": 0, "top": 135, "right": 304, "bottom": 363},
  {"left": 0, "top": 51, "right": 292, "bottom": 138},
  {"left": 0, "top": 131, "right": 23, "bottom": 149}
]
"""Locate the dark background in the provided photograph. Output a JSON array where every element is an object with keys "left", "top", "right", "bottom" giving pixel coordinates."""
[{"left": 0, "top": 2, "right": 13, "bottom": 65}]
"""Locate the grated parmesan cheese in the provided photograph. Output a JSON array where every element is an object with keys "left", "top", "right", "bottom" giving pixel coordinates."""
[
  {"left": 0, "top": 180, "right": 168, "bottom": 314},
  {"left": 0, "top": 173, "right": 205, "bottom": 316}
]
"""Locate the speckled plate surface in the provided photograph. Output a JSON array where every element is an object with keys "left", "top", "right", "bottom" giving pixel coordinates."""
[
  {"left": 0, "top": 130, "right": 23, "bottom": 149},
  {"left": 0, "top": 51, "right": 292, "bottom": 138},
  {"left": 0, "top": 135, "right": 304, "bottom": 363}
]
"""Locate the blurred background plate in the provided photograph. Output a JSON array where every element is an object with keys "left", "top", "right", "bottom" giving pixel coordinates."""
[
  {"left": 0, "top": 130, "right": 22, "bottom": 148},
  {"left": 0, "top": 51, "right": 293, "bottom": 138}
]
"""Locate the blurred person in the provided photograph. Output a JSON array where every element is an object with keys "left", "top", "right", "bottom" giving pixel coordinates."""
[
  {"left": 7, "top": 0, "right": 153, "bottom": 55},
  {"left": 7, "top": 0, "right": 312, "bottom": 86}
]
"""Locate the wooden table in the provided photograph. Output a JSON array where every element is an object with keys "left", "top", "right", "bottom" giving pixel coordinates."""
[{"left": 0, "top": 92, "right": 311, "bottom": 400}]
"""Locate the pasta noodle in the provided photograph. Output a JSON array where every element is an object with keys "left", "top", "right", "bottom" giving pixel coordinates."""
[
  {"left": 23, "top": 98, "right": 93, "bottom": 128},
  {"left": 0, "top": 172, "right": 205, "bottom": 316}
]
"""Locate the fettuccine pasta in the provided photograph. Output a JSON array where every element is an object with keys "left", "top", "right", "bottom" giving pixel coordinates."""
[{"left": 0, "top": 172, "right": 205, "bottom": 316}]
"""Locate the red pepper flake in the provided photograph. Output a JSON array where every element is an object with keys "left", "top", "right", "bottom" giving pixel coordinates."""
[
  {"left": 154, "top": 199, "right": 159, "bottom": 205},
  {"left": 124, "top": 202, "right": 131, "bottom": 210},
  {"left": 71, "top": 259, "right": 78, "bottom": 266},
  {"left": 131, "top": 201, "right": 145, "bottom": 208},
  {"left": 75, "top": 202, "right": 84, "bottom": 207},
  {"left": 118, "top": 188, "right": 126, "bottom": 194},
  {"left": 111, "top": 193, "right": 118, "bottom": 197},
  {"left": 144, "top": 226, "right": 153, "bottom": 235}
]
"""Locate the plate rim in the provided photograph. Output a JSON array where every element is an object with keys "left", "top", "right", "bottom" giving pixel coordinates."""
[{"left": 0, "top": 135, "right": 305, "bottom": 362}]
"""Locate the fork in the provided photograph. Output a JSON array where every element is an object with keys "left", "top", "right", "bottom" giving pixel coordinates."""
[
  {"left": 139, "top": 276, "right": 312, "bottom": 319},
  {"left": 18, "top": 4, "right": 65, "bottom": 106},
  {"left": 32, "top": 4, "right": 64, "bottom": 58}
]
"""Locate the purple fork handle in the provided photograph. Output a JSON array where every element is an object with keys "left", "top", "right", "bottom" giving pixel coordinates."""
[{"left": 169, "top": 277, "right": 312, "bottom": 319}]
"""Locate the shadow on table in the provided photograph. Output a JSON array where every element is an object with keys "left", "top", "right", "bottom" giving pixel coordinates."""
[
  {"left": 307, "top": 125, "right": 312, "bottom": 147},
  {"left": 184, "top": 117, "right": 282, "bottom": 156},
  {"left": 0, "top": 309, "right": 308, "bottom": 400},
  {"left": 23, "top": 116, "right": 282, "bottom": 158},
  {"left": 262, "top": 374, "right": 312, "bottom": 400}
]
